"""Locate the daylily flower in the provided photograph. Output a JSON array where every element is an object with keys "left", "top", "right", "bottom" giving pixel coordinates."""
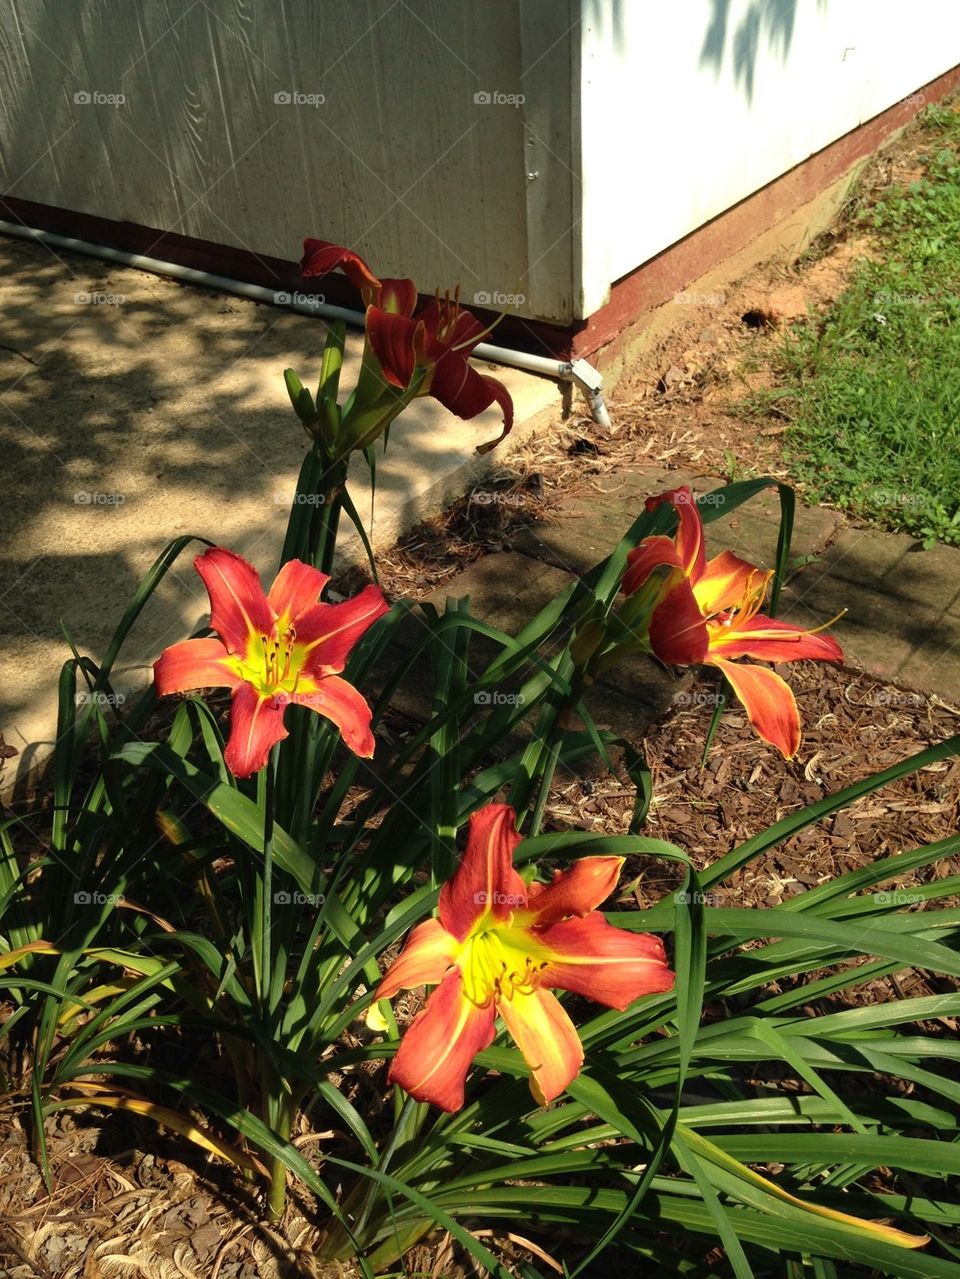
[
  {"left": 364, "top": 289, "right": 513, "bottom": 452},
  {"left": 373, "top": 804, "right": 674, "bottom": 1111},
  {"left": 622, "top": 487, "right": 843, "bottom": 758},
  {"left": 154, "top": 548, "right": 389, "bottom": 778},
  {"left": 300, "top": 238, "right": 512, "bottom": 454},
  {"left": 301, "top": 237, "right": 418, "bottom": 317}
]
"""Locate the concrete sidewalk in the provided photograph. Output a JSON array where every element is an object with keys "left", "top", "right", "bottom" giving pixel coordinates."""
[{"left": 0, "top": 234, "right": 559, "bottom": 791}]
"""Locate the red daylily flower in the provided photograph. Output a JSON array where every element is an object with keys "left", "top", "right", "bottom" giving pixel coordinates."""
[
  {"left": 300, "top": 237, "right": 418, "bottom": 317},
  {"left": 622, "top": 487, "right": 843, "bottom": 758},
  {"left": 300, "top": 238, "right": 512, "bottom": 452},
  {"left": 364, "top": 291, "right": 513, "bottom": 450},
  {"left": 154, "top": 548, "right": 389, "bottom": 778},
  {"left": 374, "top": 804, "right": 674, "bottom": 1111}
]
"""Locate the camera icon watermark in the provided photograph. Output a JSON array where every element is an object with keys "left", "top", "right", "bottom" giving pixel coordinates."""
[
  {"left": 674, "top": 289, "right": 725, "bottom": 306},
  {"left": 473, "top": 90, "right": 525, "bottom": 108},
  {"left": 74, "top": 890, "right": 120, "bottom": 905},
  {"left": 273, "top": 890, "right": 326, "bottom": 906},
  {"left": 74, "top": 90, "right": 125, "bottom": 107},
  {"left": 675, "top": 690, "right": 725, "bottom": 708},
  {"left": 74, "top": 291, "right": 124, "bottom": 306},
  {"left": 472, "top": 290, "right": 526, "bottom": 308},
  {"left": 474, "top": 690, "right": 526, "bottom": 706},
  {"left": 273, "top": 291, "right": 326, "bottom": 307},
  {"left": 74, "top": 690, "right": 126, "bottom": 707},
  {"left": 73, "top": 491, "right": 126, "bottom": 506},
  {"left": 74, "top": 491, "right": 125, "bottom": 506},
  {"left": 674, "top": 889, "right": 722, "bottom": 906},
  {"left": 274, "top": 90, "right": 326, "bottom": 107},
  {"left": 474, "top": 889, "right": 526, "bottom": 907},
  {"left": 273, "top": 491, "right": 326, "bottom": 506},
  {"left": 874, "top": 890, "right": 923, "bottom": 906},
  {"left": 870, "top": 689, "right": 924, "bottom": 707},
  {"left": 469, "top": 490, "right": 524, "bottom": 507}
]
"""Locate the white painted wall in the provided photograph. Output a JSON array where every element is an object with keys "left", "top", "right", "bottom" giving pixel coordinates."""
[
  {"left": 0, "top": 1, "right": 576, "bottom": 321},
  {"left": 578, "top": 0, "right": 960, "bottom": 314},
  {"left": 1, "top": 1, "right": 957, "bottom": 324}
]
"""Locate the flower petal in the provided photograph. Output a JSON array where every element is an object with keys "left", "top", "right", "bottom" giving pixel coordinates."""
[
  {"left": 376, "top": 277, "right": 419, "bottom": 317},
  {"left": 375, "top": 919, "right": 457, "bottom": 1001},
  {"left": 517, "top": 857, "right": 625, "bottom": 928},
  {"left": 300, "top": 238, "right": 381, "bottom": 295},
  {"left": 438, "top": 804, "right": 527, "bottom": 942},
  {"left": 710, "top": 656, "right": 801, "bottom": 758},
  {"left": 388, "top": 969, "right": 496, "bottom": 1112},
  {"left": 266, "top": 560, "right": 329, "bottom": 629},
  {"left": 366, "top": 307, "right": 418, "bottom": 388},
  {"left": 708, "top": 615, "right": 844, "bottom": 664},
  {"left": 621, "top": 536, "right": 684, "bottom": 597},
  {"left": 195, "top": 548, "right": 273, "bottom": 657},
  {"left": 646, "top": 487, "right": 706, "bottom": 579},
  {"left": 695, "top": 550, "right": 760, "bottom": 615},
  {"left": 224, "top": 683, "right": 288, "bottom": 778},
  {"left": 429, "top": 350, "right": 514, "bottom": 435},
  {"left": 287, "top": 675, "right": 377, "bottom": 758},
  {"left": 649, "top": 579, "right": 710, "bottom": 666},
  {"left": 298, "top": 584, "right": 391, "bottom": 676},
  {"left": 154, "top": 638, "right": 239, "bottom": 696},
  {"left": 497, "top": 987, "right": 583, "bottom": 1105},
  {"left": 538, "top": 914, "right": 675, "bottom": 1010}
]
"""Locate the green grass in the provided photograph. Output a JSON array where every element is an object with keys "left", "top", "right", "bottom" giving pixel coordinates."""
[{"left": 770, "top": 103, "right": 960, "bottom": 546}]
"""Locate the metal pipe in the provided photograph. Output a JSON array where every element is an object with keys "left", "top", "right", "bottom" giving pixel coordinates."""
[{"left": 0, "top": 218, "right": 611, "bottom": 423}]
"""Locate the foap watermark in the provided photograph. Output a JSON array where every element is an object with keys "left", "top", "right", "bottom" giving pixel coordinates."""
[
  {"left": 273, "top": 291, "right": 325, "bottom": 307},
  {"left": 74, "top": 89, "right": 125, "bottom": 107},
  {"left": 675, "top": 690, "right": 726, "bottom": 708},
  {"left": 899, "top": 91, "right": 926, "bottom": 108},
  {"left": 74, "top": 491, "right": 125, "bottom": 506},
  {"left": 873, "top": 289, "right": 927, "bottom": 307},
  {"left": 674, "top": 289, "right": 725, "bottom": 307},
  {"left": 474, "top": 690, "right": 525, "bottom": 706},
  {"left": 874, "top": 890, "right": 924, "bottom": 906},
  {"left": 475, "top": 889, "right": 526, "bottom": 907},
  {"left": 862, "top": 486, "right": 924, "bottom": 509},
  {"left": 869, "top": 689, "right": 924, "bottom": 707},
  {"left": 274, "top": 491, "right": 326, "bottom": 506},
  {"left": 674, "top": 889, "right": 723, "bottom": 906},
  {"left": 74, "top": 291, "right": 124, "bottom": 306},
  {"left": 473, "top": 290, "right": 526, "bottom": 308},
  {"left": 273, "top": 890, "right": 325, "bottom": 906},
  {"left": 274, "top": 90, "right": 326, "bottom": 107},
  {"left": 74, "top": 890, "right": 120, "bottom": 905},
  {"left": 473, "top": 90, "right": 525, "bottom": 108},
  {"left": 696, "top": 491, "right": 728, "bottom": 508},
  {"left": 74, "top": 690, "right": 126, "bottom": 707},
  {"left": 469, "top": 490, "right": 524, "bottom": 507}
]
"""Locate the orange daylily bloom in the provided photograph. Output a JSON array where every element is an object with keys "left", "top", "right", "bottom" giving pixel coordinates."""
[
  {"left": 374, "top": 804, "right": 674, "bottom": 1112},
  {"left": 622, "top": 487, "right": 843, "bottom": 758},
  {"left": 154, "top": 548, "right": 389, "bottom": 778}
]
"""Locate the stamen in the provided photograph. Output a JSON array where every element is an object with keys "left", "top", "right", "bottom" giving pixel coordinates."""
[{"left": 806, "top": 607, "right": 847, "bottom": 634}]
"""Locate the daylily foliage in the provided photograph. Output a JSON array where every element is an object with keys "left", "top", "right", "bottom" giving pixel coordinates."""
[{"left": 374, "top": 804, "right": 674, "bottom": 1110}]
